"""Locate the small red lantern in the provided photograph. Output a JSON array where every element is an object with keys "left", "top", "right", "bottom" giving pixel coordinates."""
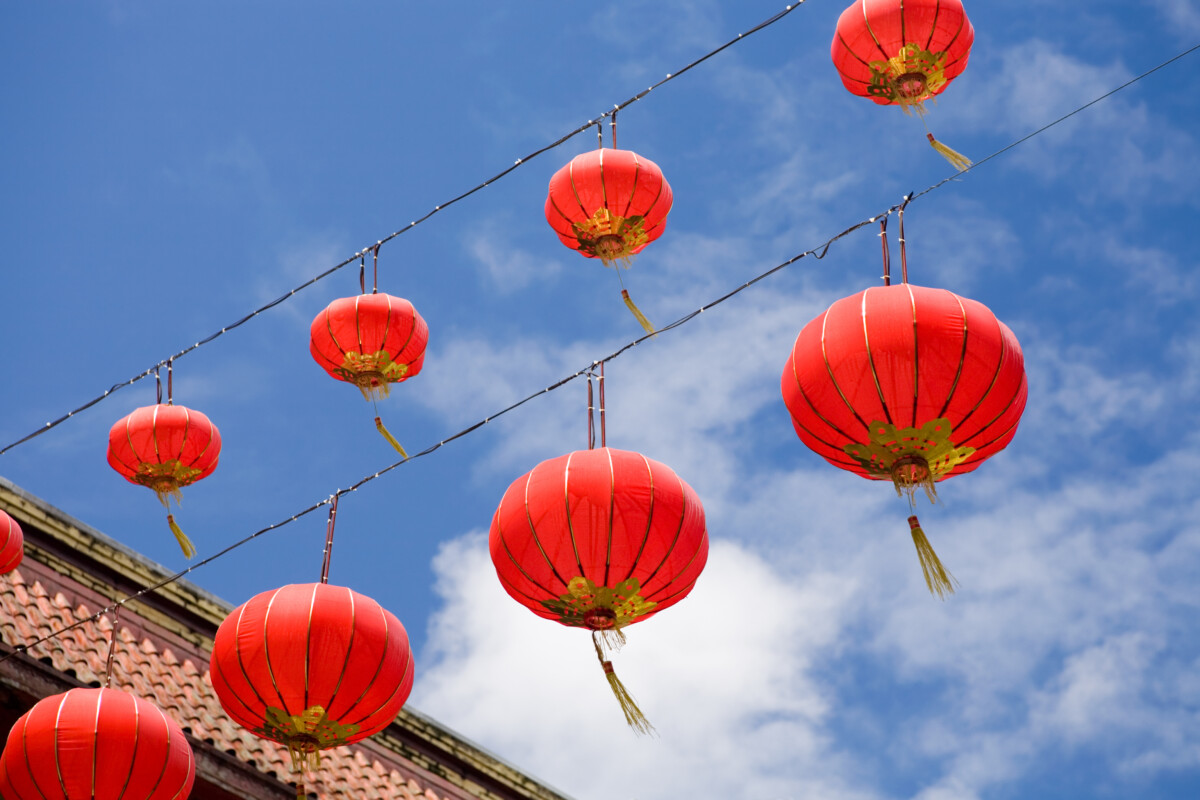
[
  {"left": 490, "top": 447, "right": 708, "bottom": 732},
  {"left": 107, "top": 403, "right": 221, "bottom": 558},
  {"left": 0, "top": 509, "right": 23, "bottom": 575},
  {"left": 781, "top": 281, "right": 1027, "bottom": 596},
  {"left": 545, "top": 147, "right": 673, "bottom": 334},
  {"left": 831, "top": 0, "right": 975, "bottom": 168},
  {"left": 209, "top": 583, "right": 415, "bottom": 774},
  {"left": 0, "top": 687, "right": 195, "bottom": 800},
  {"left": 310, "top": 292, "right": 429, "bottom": 456}
]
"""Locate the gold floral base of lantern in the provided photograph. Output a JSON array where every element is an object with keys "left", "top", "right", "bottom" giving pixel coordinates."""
[
  {"left": 255, "top": 705, "right": 361, "bottom": 774},
  {"left": 571, "top": 209, "right": 649, "bottom": 267},
  {"left": 333, "top": 350, "right": 410, "bottom": 401},
  {"left": 133, "top": 461, "right": 201, "bottom": 506},
  {"left": 867, "top": 43, "right": 948, "bottom": 108}
]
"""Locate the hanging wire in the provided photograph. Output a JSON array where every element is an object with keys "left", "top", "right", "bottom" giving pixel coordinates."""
[
  {"left": 610, "top": 106, "right": 619, "bottom": 149},
  {"left": 587, "top": 368, "right": 597, "bottom": 450},
  {"left": 359, "top": 253, "right": 367, "bottom": 294},
  {"left": 103, "top": 605, "right": 122, "bottom": 689},
  {"left": 1, "top": 27, "right": 1194, "bottom": 459},
  {"left": 320, "top": 494, "right": 339, "bottom": 584},
  {"left": 167, "top": 358, "right": 174, "bottom": 404},
  {"left": 898, "top": 193, "right": 912, "bottom": 284},
  {"left": 371, "top": 244, "right": 380, "bottom": 294},
  {"left": 155, "top": 367, "right": 162, "bottom": 405},
  {"left": 879, "top": 216, "right": 891, "bottom": 286},
  {"left": 4, "top": 41, "right": 1200, "bottom": 662},
  {"left": 599, "top": 361, "right": 607, "bottom": 448}
]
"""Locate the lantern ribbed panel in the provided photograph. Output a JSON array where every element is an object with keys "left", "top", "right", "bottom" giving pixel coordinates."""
[
  {"left": 0, "top": 509, "right": 22, "bottom": 574},
  {"left": 544, "top": 149, "right": 673, "bottom": 259},
  {"left": 209, "top": 583, "right": 414, "bottom": 749},
  {"left": 489, "top": 448, "right": 708, "bottom": 627},
  {"left": 781, "top": 283, "right": 1027, "bottom": 480},
  {"left": 831, "top": 0, "right": 974, "bottom": 104},
  {"left": 0, "top": 688, "right": 195, "bottom": 800},
  {"left": 309, "top": 293, "right": 428, "bottom": 387},
  {"left": 106, "top": 405, "right": 222, "bottom": 487}
]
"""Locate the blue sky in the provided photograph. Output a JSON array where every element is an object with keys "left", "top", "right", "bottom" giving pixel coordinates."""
[{"left": 3, "top": 2, "right": 1200, "bottom": 798}]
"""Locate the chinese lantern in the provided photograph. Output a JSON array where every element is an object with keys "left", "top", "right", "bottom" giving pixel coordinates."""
[
  {"left": 107, "top": 403, "right": 221, "bottom": 558},
  {"left": 831, "top": 0, "right": 975, "bottom": 169},
  {"left": 0, "top": 687, "right": 195, "bottom": 799},
  {"left": 781, "top": 281, "right": 1027, "bottom": 596},
  {"left": 310, "top": 292, "right": 429, "bottom": 457},
  {"left": 545, "top": 147, "right": 673, "bottom": 334},
  {"left": 209, "top": 583, "right": 415, "bottom": 775},
  {"left": 490, "top": 447, "right": 708, "bottom": 732},
  {"left": 0, "top": 509, "right": 22, "bottom": 574}
]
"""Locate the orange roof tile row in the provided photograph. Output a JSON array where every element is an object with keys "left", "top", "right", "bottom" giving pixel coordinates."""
[{"left": 0, "top": 567, "right": 450, "bottom": 800}]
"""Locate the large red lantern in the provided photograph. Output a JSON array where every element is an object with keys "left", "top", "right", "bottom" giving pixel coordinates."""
[
  {"left": 545, "top": 147, "right": 673, "bottom": 334},
  {"left": 107, "top": 403, "right": 221, "bottom": 558},
  {"left": 490, "top": 446, "right": 708, "bottom": 732},
  {"left": 831, "top": 0, "right": 975, "bottom": 169},
  {"left": 310, "top": 291, "right": 429, "bottom": 456},
  {"left": 0, "top": 509, "right": 23, "bottom": 575},
  {"left": 209, "top": 582, "right": 415, "bottom": 775},
  {"left": 0, "top": 687, "right": 195, "bottom": 799},
  {"left": 781, "top": 281, "right": 1027, "bottom": 596}
]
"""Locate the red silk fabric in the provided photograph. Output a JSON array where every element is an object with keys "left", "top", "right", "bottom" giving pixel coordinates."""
[
  {"left": 309, "top": 293, "right": 429, "bottom": 386},
  {"left": 209, "top": 583, "right": 414, "bottom": 748},
  {"left": 544, "top": 148, "right": 673, "bottom": 259},
  {"left": 781, "top": 283, "right": 1027, "bottom": 481},
  {"left": 106, "top": 404, "right": 222, "bottom": 488},
  {"left": 489, "top": 447, "right": 708, "bottom": 627},
  {"left": 0, "top": 509, "right": 22, "bottom": 574},
  {"left": 0, "top": 688, "right": 195, "bottom": 800},
  {"left": 831, "top": 0, "right": 974, "bottom": 104}
]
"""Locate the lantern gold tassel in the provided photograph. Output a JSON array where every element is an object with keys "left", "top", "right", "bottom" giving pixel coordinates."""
[
  {"left": 166, "top": 514, "right": 196, "bottom": 559},
  {"left": 621, "top": 290, "right": 656, "bottom": 336},
  {"left": 593, "top": 632, "right": 654, "bottom": 735},
  {"left": 375, "top": 416, "right": 409, "bottom": 458},
  {"left": 927, "top": 133, "right": 972, "bottom": 171},
  {"left": 908, "top": 515, "right": 958, "bottom": 599}
]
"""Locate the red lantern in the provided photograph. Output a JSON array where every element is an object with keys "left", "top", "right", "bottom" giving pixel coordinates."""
[
  {"left": 781, "top": 282, "right": 1027, "bottom": 595},
  {"left": 0, "top": 687, "right": 195, "bottom": 800},
  {"left": 0, "top": 509, "right": 22, "bottom": 575},
  {"left": 545, "top": 147, "right": 673, "bottom": 334},
  {"left": 310, "top": 292, "right": 429, "bottom": 456},
  {"left": 490, "top": 447, "right": 708, "bottom": 732},
  {"left": 209, "top": 583, "right": 415, "bottom": 774},
  {"left": 831, "top": 0, "right": 975, "bottom": 168},
  {"left": 107, "top": 403, "right": 221, "bottom": 558}
]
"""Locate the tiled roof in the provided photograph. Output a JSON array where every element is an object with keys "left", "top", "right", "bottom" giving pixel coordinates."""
[{"left": 0, "top": 565, "right": 448, "bottom": 800}]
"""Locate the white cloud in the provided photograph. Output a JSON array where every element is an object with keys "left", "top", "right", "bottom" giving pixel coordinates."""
[{"left": 415, "top": 534, "right": 875, "bottom": 800}]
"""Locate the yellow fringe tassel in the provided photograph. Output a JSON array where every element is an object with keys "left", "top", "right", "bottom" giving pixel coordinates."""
[
  {"left": 927, "top": 133, "right": 972, "bottom": 171},
  {"left": 166, "top": 514, "right": 196, "bottom": 559},
  {"left": 375, "top": 416, "right": 408, "bottom": 458},
  {"left": 593, "top": 632, "right": 654, "bottom": 735},
  {"left": 908, "top": 515, "right": 958, "bottom": 599},
  {"left": 621, "top": 289, "right": 656, "bottom": 336}
]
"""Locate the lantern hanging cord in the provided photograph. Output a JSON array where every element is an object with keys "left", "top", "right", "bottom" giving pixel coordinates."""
[
  {"left": 320, "top": 494, "right": 339, "bottom": 584},
  {"left": 0, "top": 1, "right": 811, "bottom": 458},
  {"left": 5, "top": 42, "right": 1200, "bottom": 659},
  {"left": 103, "top": 604, "right": 122, "bottom": 689}
]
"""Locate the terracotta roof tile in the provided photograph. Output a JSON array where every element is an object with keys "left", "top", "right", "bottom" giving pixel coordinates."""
[{"left": 0, "top": 567, "right": 457, "bottom": 800}]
